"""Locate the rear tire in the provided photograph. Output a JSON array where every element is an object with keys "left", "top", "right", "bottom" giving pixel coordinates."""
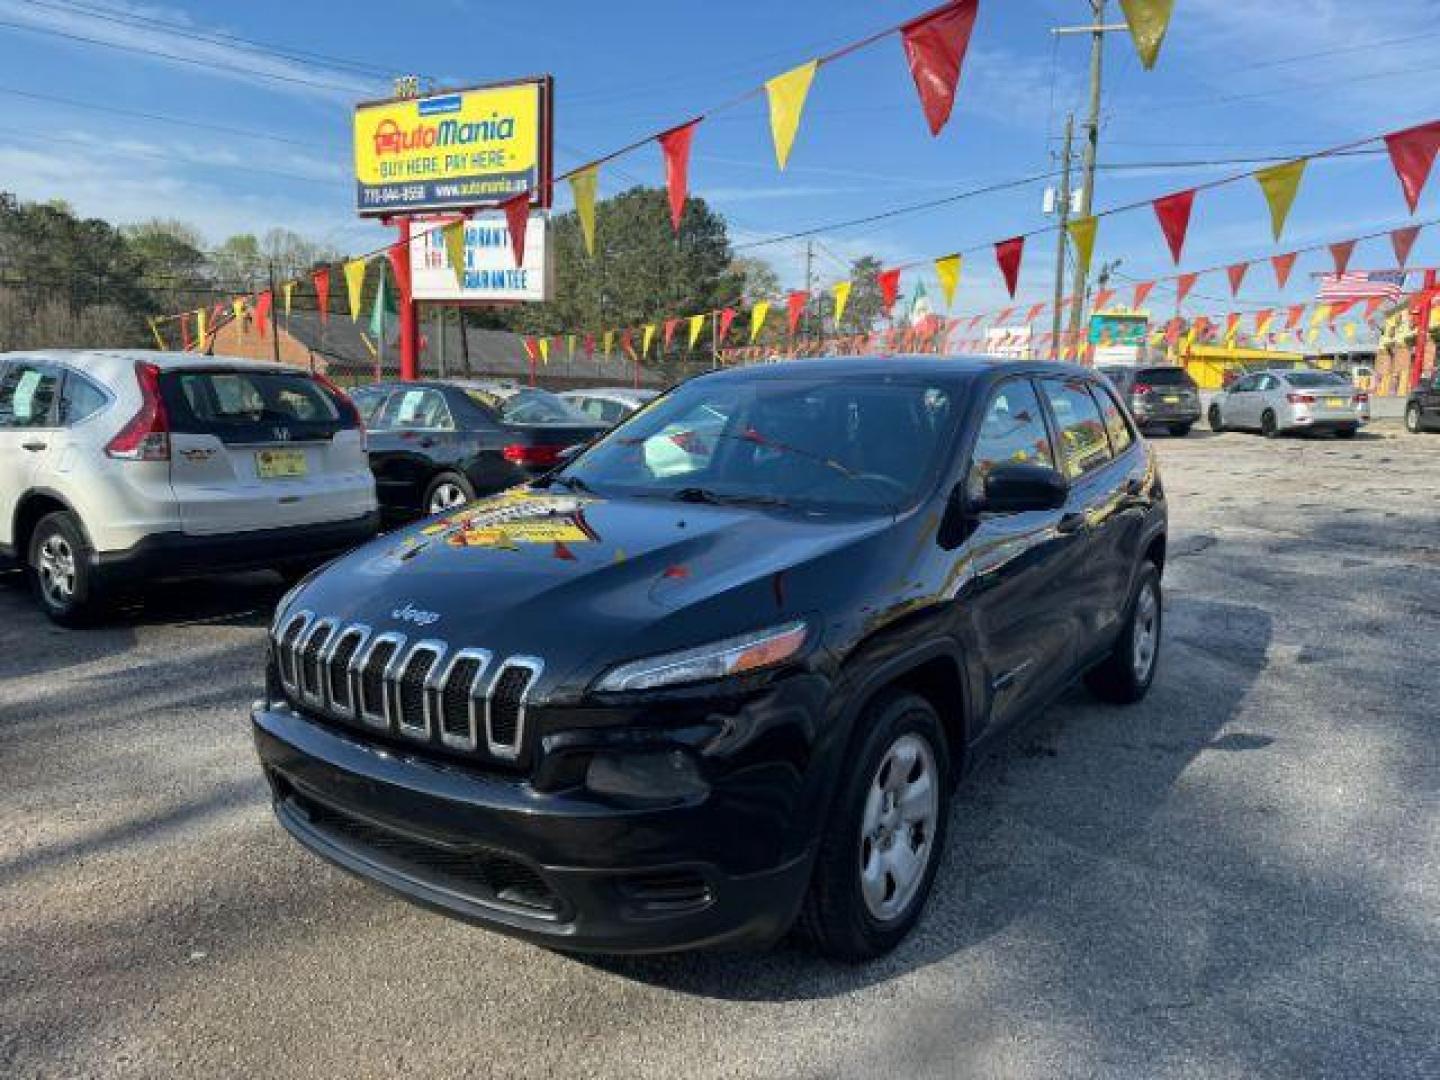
[
  {"left": 1407, "top": 404, "right": 1423, "bottom": 434},
  {"left": 1168, "top": 423, "right": 1193, "bottom": 437},
  {"left": 1084, "top": 561, "right": 1162, "bottom": 705},
  {"left": 28, "top": 510, "right": 100, "bottom": 626},
  {"left": 797, "top": 691, "right": 950, "bottom": 963},
  {"left": 1208, "top": 405, "right": 1225, "bottom": 432},
  {"left": 424, "top": 472, "right": 476, "bottom": 517},
  {"left": 1261, "top": 410, "right": 1279, "bottom": 438}
]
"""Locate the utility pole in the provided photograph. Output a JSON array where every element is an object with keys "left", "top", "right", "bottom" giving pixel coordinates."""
[
  {"left": 1053, "top": 1, "right": 1127, "bottom": 347},
  {"left": 803, "top": 240, "right": 817, "bottom": 350},
  {"left": 1051, "top": 114, "right": 1075, "bottom": 361},
  {"left": 266, "top": 262, "right": 280, "bottom": 364}
]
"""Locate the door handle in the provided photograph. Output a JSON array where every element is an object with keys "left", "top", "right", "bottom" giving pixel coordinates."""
[
  {"left": 1056, "top": 512, "right": 1087, "bottom": 535},
  {"left": 1124, "top": 478, "right": 1144, "bottom": 497},
  {"left": 21, "top": 440, "right": 47, "bottom": 452}
]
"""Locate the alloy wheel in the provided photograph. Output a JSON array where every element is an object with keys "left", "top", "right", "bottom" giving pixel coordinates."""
[
  {"left": 859, "top": 733, "right": 939, "bottom": 922},
  {"left": 37, "top": 534, "right": 76, "bottom": 607},
  {"left": 429, "top": 482, "right": 469, "bottom": 514},
  {"left": 1132, "top": 580, "right": 1159, "bottom": 683}
]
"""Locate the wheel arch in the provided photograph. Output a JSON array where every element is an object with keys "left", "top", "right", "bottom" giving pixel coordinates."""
[{"left": 13, "top": 487, "right": 92, "bottom": 563}]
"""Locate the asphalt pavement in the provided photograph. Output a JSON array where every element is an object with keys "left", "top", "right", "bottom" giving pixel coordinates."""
[{"left": 2, "top": 422, "right": 1437, "bottom": 1079}]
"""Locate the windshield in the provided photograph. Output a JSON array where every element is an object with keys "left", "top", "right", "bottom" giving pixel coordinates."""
[
  {"left": 1286, "top": 371, "right": 1350, "bottom": 388},
  {"left": 466, "top": 387, "right": 586, "bottom": 424},
  {"left": 554, "top": 375, "right": 961, "bottom": 514}
]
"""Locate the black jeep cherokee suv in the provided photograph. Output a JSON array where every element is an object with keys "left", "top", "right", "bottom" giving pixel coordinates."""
[{"left": 253, "top": 357, "right": 1166, "bottom": 961}]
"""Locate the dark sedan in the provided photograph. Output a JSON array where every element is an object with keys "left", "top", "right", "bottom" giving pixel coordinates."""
[
  {"left": 1405, "top": 371, "right": 1440, "bottom": 433},
  {"left": 349, "top": 380, "right": 607, "bottom": 518}
]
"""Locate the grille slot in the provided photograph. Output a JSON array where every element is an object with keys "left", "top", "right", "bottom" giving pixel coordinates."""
[
  {"left": 298, "top": 620, "right": 335, "bottom": 706},
  {"left": 394, "top": 642, "right": 444, "bottom": 739},
  {"left": 486, "top": 658, "right": 542, "bottom": 759},
  {"left": 357, "top": 635, "right": 404, "bottom": 729},
  {"left": 276, "top": 611, "right": 312, "bottom": 693},
  {"left": 617, "top": 871, "right": 713, "bottom": 914},
  {"left": 326, "top": 627, "right": 368, "bottom": 715},
  {"left": 437, "top": 651, "right": 490, "bottom": 750}
]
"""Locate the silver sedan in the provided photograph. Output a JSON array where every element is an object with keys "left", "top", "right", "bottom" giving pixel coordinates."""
[{"left": 1209, "top": 369, "right": 1369, "bottom": 438}]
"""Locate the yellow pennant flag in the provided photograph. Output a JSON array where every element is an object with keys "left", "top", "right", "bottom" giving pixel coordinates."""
[
  {"left": 1255, "top": 159, "right": 1307, "bottom": 241},
  {"left": 765, "top": 60, "right": 819, "bottom": 170},
  {"left": 343, "top": 258, "right": 367, "bottom": 322},
  {"left": 1344, "top": 321, "right": 1358, "bottom": 341},
  {"left": 231, "top": 299, "right": 245, "bottom": 329},
  {"left": 1310, "top": 303, "right": 1331, "bottom": 328},
  {"left": 147, "top": 317, "right": 165, "bottom": 350},
  {"left": 934, "top": 254, "right": 962, "bottom": 308},
  {"left": 602, "top": 329, "right": 615, "bottom": 356},
  {"left": 833, "top": 280, "right": 853, "bottom": 325},
  {"left": 443, "top": 220, "right": 467, "bottom": 288},
  {"left": 1307, "top": 327, "right": 1320, "bottom": 345},
  {"left": 282, "top": 280, "right": 296, "bottom": 317},
  {"left": 566, "top": 334, "right": 577, "bottom": 362},
  {"left": 196, "top": 308, "right": 208, "bottom": 345},
  {"left": 538, "top": 337, "right": 550, "bottom": 364},
  {"left": 570, "top": 165, "right": 599, "bottom": 256},
  {"left": 688, "top": 313, "right": 706, "bottom": 348},
  {"left": 750, "top": 301, "right": 771, "bottom": 343},
  {"left": 1119, "top": 0, "right": 1175, "bottom": 70},
  {"left": 642, "top": 323, "right": 656, "bottom": 358},
  {"left": 1067, "top": 215, "right": 1099, "bottom": 277}
]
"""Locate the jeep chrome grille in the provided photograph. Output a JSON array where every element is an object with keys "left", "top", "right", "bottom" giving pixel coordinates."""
[{"left": 270, "top": 617, "right": 541, "bottom": 763}]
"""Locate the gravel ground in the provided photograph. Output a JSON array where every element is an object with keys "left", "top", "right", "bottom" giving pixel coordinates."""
[{"left": 2, "top": 424, "right": 1437, "bottom": 1079}]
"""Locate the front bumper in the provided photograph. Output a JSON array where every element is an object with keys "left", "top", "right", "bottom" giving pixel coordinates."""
[
  {"left": 92, "top": 512, "right": 380, "bottom": 583},
  {"left": 253, "top": 703, "right": 816, "bottom": 953}
]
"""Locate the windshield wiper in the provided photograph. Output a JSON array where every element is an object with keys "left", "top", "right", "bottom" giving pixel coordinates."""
[{"left": 672, "top": 487, "right": 791, "bottom": 508}]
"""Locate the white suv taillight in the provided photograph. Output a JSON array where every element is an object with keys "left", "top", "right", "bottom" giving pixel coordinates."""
[{"left": 105, "top": 361, "right": 171, "bottom": 461}]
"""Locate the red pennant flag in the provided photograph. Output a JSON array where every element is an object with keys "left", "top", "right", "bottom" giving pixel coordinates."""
[
  {"left": 522, "top": 337, "right": 538, "bottom": 361},
  {"left": 1330, "top": 298, "right": 1357, "bottom": 319},
  {"left": 1153, "top": 188, "right": 1197, "bottom": 264},
  {"left": 1252, "top": 308, "right": 1273, "bottom": 332},
  {"left": 1364, "top": 296, "right": 1385, "bottom": 321},
  {"left": 1271, "top": 252, "right": 1298, "bottom": 289},
  {"left": 900, "top": 0, "right": 980, "bottom": 137},
  {"left": 1165, "top": 318, "right": 1182, "bottom": 345},
  {"left": 1092, "top": 288, "right": 1115, "bottom": 311},
  {"left": 717, "top": 307, "right": 737, "bottom": 345},
  {"left": 968, "top": 313, "right": 984, "bottom": 330},
  {"left": 995, "top": 307, "right": 1015, "bottom": 324},
  {"left": 501, "top": 192, "right": 530, "bottom": 267},
  {"left": 786, "top": 290, "right": 808, "bottom": 335},
  {"left": 1175, "top": 272, "right": 1198, "bottom": 306},
  {"left": 1024, "top": 301, "right": 1046, "bottom": 324},
  {"left": 1132, "top": 281, "right": 1155, "bottom": 308},
  {"left": 620, "top": 328, "right": 635, "bottom": 360},
  {"left": 994, "top": 236, "right": 1024, "bottom": 298},
  {"left": 877, "top": 267, "right": 903, "bottom": 312},
  {"left": 312, "top": 267, "right": 331, "bottom": 324},
  {"left": 663, "top": 317, "right": 680, "bottom": 351},
  {"left": 1224, "top": 313, "right": 1241, "bottom": 339},
  {"left": 1226, "top": 262, "right": 1248, "bottom": 297},
  {"left": 1329, "top": 240, "right": 1356, "bottom": 276},
  {"left": 658, "top": 120, "right": 699, "bottom": 233},
  {"left": 1384, "top": 120, "right": 1440, "bottom": 212},
  {"left": 254, "top": 290, "right": 272, "bottom": 338},
  {"left": 1285, "top": 304, "right": 1306, "bottom": 330},
  {"left": 583, "top": 333, "right": 596, "bottom": 359},
  {"left": 386, "top": 242, "right": 412, "bottom": 308},
  {"left": 1391, "top": 225, "right": 1421, "bottom": 267}
]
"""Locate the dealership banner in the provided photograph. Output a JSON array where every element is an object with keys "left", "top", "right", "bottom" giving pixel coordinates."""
[
  {"left": 410, "top": 214, "right": 552, "bottom": 303},
  {"left": 353, "top": 78, "right": 551, "bottom": 216}
]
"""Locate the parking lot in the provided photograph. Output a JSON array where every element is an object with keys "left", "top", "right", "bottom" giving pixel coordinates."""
[{"left": 2, "top": 423, "right": 1437, "bottom": 1079}]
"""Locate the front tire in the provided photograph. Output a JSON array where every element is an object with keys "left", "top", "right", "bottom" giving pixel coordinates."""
[
  {"left": 1407, "top": 404, "right": 1423, "bottom": 433},
  {"left": 29, "top": 510, "right": 99, "bottom": 626},
  {"left": 1084, "top": 561, "right": 1162, "bottom": 705},
  {"left": 1208, "top": 404, "right": 1225, "bottom": 432},
  {"left": 423, "top": 471, "right": 476, "bottom": 517},
  {"left": 797, "top": 692, "right": 950, "bottom": 962}
]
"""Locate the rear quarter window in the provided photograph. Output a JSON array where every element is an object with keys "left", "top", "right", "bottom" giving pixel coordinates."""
[{"left": 1041, "top": 378, "right": 1113, "bottom": 479}]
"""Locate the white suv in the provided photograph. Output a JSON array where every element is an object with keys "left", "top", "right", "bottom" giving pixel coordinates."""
[{"left": 0, "top": 350, "right": 379, "bottom": 624}]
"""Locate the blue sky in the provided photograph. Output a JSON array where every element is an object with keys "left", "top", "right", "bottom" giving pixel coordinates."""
[{"left": 4, "top": 0, "right": 1440, "bottom": 333}]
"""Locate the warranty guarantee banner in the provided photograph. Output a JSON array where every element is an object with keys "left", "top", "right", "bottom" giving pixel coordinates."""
[{"left": 353, "top": 79, "right": 549, "bottom": 216}]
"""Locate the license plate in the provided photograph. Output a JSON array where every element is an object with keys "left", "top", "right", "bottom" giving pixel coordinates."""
[
  {"left": 1325, "top": 397, "right": 1346, "bottom": 408},
  {"left": 1163, "top": 395, "right": 1181, "bottom": 404},
  {"left": 256, "top": 448, "right": 307, "bottom": 478}
]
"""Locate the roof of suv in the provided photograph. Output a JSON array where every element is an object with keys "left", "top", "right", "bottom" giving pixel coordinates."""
[{"left": 0, "top": 349, "right": 311, "bottom": 375}]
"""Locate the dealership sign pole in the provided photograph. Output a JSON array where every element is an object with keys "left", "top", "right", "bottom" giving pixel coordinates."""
[{"left": 355, "top": 75, "right": 554, "bottom": 382}]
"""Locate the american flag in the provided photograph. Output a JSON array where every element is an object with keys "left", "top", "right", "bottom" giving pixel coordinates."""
[{"left": 1316, "top": 270, "right": 1406, "bottom": 304}]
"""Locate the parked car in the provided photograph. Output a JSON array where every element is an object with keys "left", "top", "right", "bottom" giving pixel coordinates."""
[
  {"left": 351, "top": 380, "right": 607, "bottom": 519},
  {"left": 559, "top": 387, "right": 660, "bottom": 426},
  {"left": 1097, "top": 364, "right": 1201, "bottom": 436},
  {"left": 0, "top": 350, "right": 378, "bottom": 624},
  {"left": 1208, "top": 368, "right": 1369, "bottom": 438},
  {"left": 253, "top": 357, "right": 1167, "bottom": 961},
  {"left": 1404, "top": 372, "right": 1440, "bottom": 433}
]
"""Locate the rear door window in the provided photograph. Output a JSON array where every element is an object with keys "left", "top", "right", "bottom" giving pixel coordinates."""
[
  {"left": 1040, "top": 378, "right": 1113, "bottom": 480},
  {"left": 0, "top": 362, "right": 62, "bottom": 428},
  {"left": 159, "top": 369, "right": 348, "bottom": 443},
  {"left": 1090, "top": 383, "right": 1135, "bottom": 455},
  {"left": 380, "top": 388, "right": 454, "bottom": 431}
]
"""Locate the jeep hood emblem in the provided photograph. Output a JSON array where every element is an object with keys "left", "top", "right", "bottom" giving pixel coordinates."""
[{"left": 391, "top": 602, "right": 441, "bottom": 627}]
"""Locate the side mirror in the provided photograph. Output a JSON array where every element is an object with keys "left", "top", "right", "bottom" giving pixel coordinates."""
[{"left": 982, "top": 463, "right": 1068, "bottom": 514}]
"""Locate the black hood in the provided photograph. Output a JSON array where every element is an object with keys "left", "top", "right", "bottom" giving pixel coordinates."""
[{"left": 283, "top": 486, "right": 894, "bottom": 693}]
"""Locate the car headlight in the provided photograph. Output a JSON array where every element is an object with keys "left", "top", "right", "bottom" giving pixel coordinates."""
[{"left": 594, "top": 620, "right": 808, "bottom": 693}]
